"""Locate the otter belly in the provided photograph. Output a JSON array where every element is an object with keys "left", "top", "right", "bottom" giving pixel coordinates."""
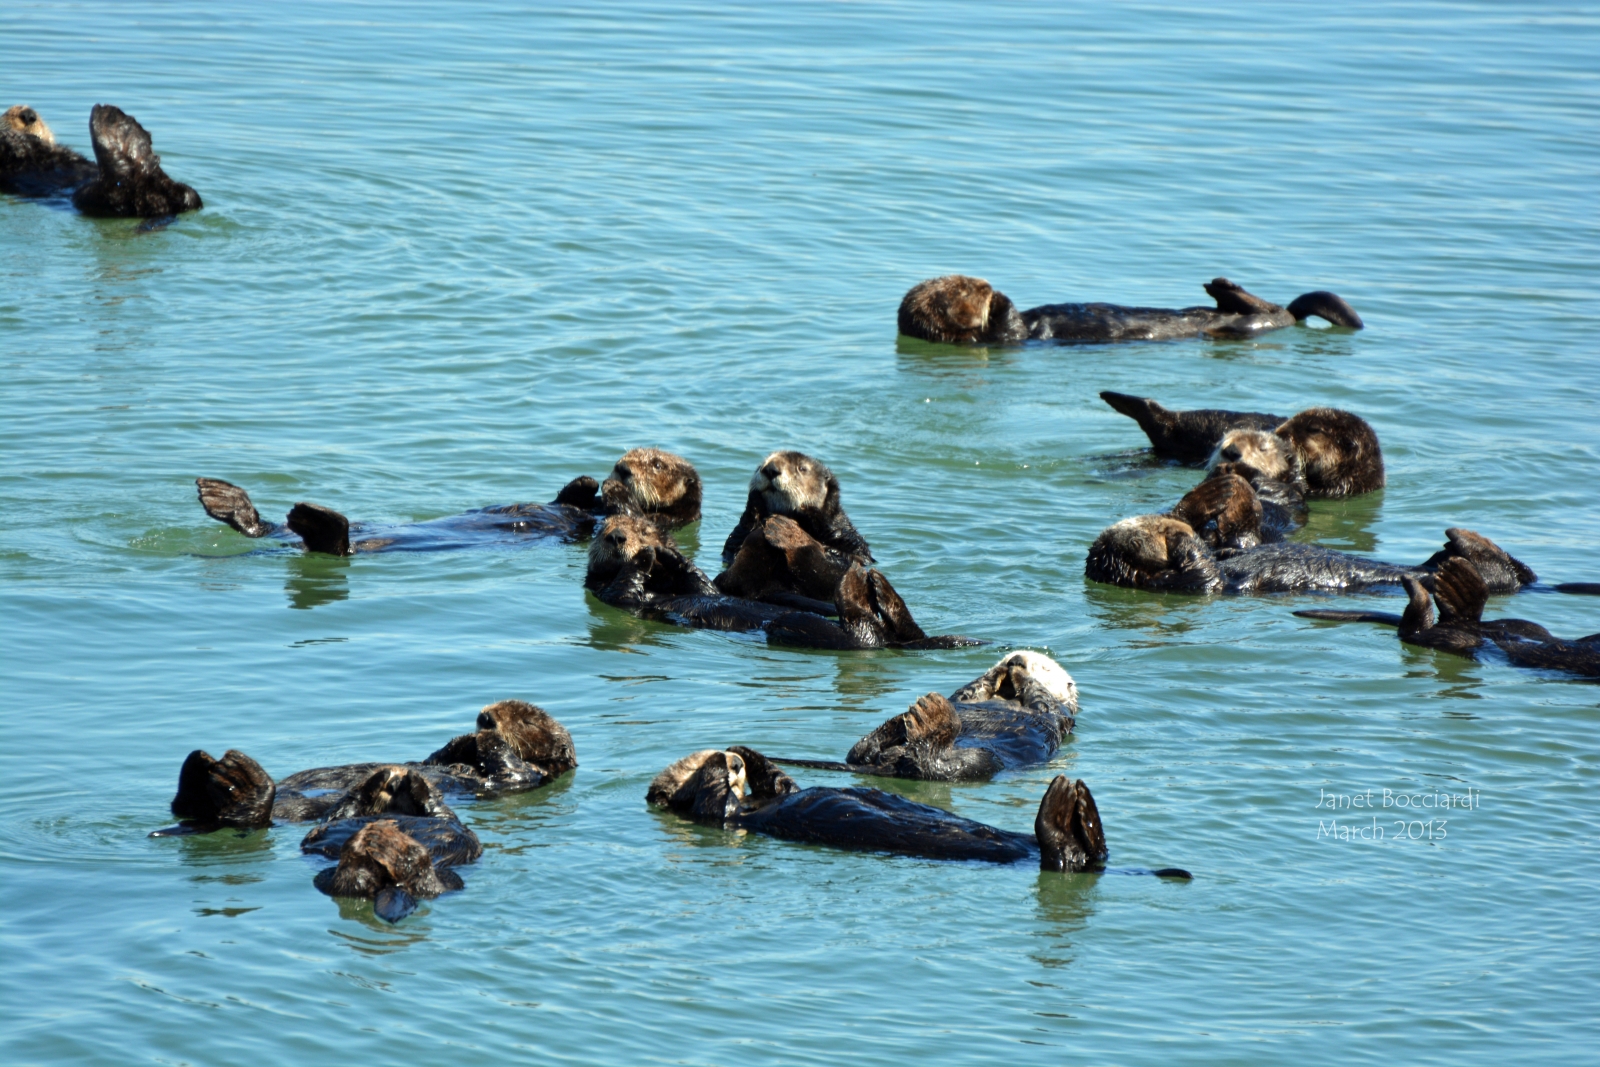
[
  {"left": 1023, "top": 303, "right": 1293, "bottom": 343},
  {"left": 951, "top": 700, "right": 1071, "bottom": 769},
  {"left": 344, "top": 503, "right": 596, "bottom": 553},
  {"left": 301, "top": 813, "right": 483, "bottom": 868},
  {"left": 737, "top": 786, "right": 1038, "bottom": 863},
  {"left": 1219, "top": 543, "right": 1415, "bottom": 594}
]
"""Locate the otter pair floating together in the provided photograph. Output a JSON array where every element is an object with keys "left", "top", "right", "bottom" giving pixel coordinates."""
[
  {"left": 2, "top": 104, "right": 200, "bottom": 219},
  {"left": 898, "top": 274, "right": 1363, "bottom": 346},
  {"left": 197, "top": 448, "right": 977, "bottom": 650},
  {"left": 159, "top": 654, "right": 1185, "bottom": 922},
  {"left": 155, "top": 700, "right": 577, "bottom": 923}
]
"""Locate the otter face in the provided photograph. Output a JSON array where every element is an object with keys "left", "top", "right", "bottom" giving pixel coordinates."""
[
  {"left": 477, "top": 699, "right": 577, "bottom": 773},
  {"left": 750, "top": 450, "right": 834, "bottom": 515},
  {"left": 897, "top": 275, "right": 1001, "bottom": 344},
  {"left": 646, "top": 749, "right": 745, "bottom": 811},
  {"left": 1209, "top": 429, "right": 1296, "bottom": 482},
  {"left": 1274, "top": 407, "right": 1385, "bottom": 497},
  {"left": 3, "top": 105, "right": 54, "bottom": 144},
  {"left": 1085, "top": 514, "right": 1214, "bottom": 589},
  {"left": 601, "top": 447, "right": 702, "bottom": 523},
  {"left": 992, "top": 651, "right": 1078, "bottom": 708},
  {"left": 587, "top": 514, "right": 671, "bottom": 583}
]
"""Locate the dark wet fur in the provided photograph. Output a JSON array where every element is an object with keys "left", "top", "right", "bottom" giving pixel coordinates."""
[
  {"left": 71, "top": 104, "right": 201, "bottom": 218},
  {"left": 311, "top": 821, "right": 464, "bottom": 923},
  {"left": 899, "top": 275, "right": 1360, "bottom": 347},
  {"left": 1099, "top": 391, "right": 1283, "bottom": 464},
  {"left": 650, "top": 749, "right": 1137, "bottom": 872},
  {"left": 1296, "top": 557, "right": 1600, "bottom": 679},
  {"left": 0, "top": 115, "right": 97, "bottom": 197}
]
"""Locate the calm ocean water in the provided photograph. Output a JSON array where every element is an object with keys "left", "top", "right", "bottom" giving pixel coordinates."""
[{"left": 3, "top": 1, "right": 1598, "bottom": 1063}]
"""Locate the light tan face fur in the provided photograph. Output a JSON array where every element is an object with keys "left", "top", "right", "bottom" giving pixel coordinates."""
[
  {"left": 647, "top": 749, "right": 746, "bottom": 803},
  {"left": 751, "top": 451, "right": 829, "bottom": 513},
  {"left": 605, "top": 447, "right": 691, "bottom": 510},
  {"left": 3, "top": 105, "right": 54, "bottom": 144},
  {"left": 992, "top": 650, "right": 1078, "bottom": 707},
  {"left": 588, "top": 514, "right": 669, "bottom": 570},
  {"left": 1105, "top": 515, "right": 1195, "bottom": 571},
  {"left": 1209, "top": 429, "right": 1295, "bottom": 481}
]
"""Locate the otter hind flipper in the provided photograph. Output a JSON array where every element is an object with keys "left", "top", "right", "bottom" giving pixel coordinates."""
[
  {"left": 286, "top": 502, "right": 352, "bottom": 556},
  {"left": 1098, "top": 391, "right": 1175, "bottom": 446},
  {"left": 196, "top": 478, "right": 271, "bottom": 538},
  {"left": 1286, "top": 290, "right": 1364, "bottom": 329},
  {"left": 1203, "top": 278, "right": 1283, "bottom": 316},
  {"left": 1294, "top": 609, "right": 1406, "bottom": 626},
  {"left": 1034, "top": 776, "right": 1108, "bottom": 873},
  {"left": 1427, "top": 557, "right": 1488, "bottom": 625},
  {"left": 1426, "top": 528, "right": 1536, "bottom": 593}
]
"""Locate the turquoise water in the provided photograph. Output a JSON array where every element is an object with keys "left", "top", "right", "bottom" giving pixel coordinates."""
[{"left": 4, "top": 1, "right": 1599, "bottom": 1062}]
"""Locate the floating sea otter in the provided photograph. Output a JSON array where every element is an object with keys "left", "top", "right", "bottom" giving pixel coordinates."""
[
  {"left": 648, "top": 746, "right": 1189, "bottom": 876},
  {"left": 1100, "top": 393, "right": 1385, "bottom": 499},
  {"left": 195, "top": 447, "right": 701, "bottom": 555},
  {"left": 314, "top": 819, "right": 467, "bottom": 923},
  {"left": 771, "top": 651, "right": 1078, "bottom": 781},
  {"left": 898, "top": 275, "right": 1363, "bottom": 346},
  {"left": 714, "top": 451, "right": 876, "bottom": 614},
  {"left": 152, "top": 700, "right": 576, "bottom": 834},
  {"left": 1294, "top": 557, "right": 1600, "bottom": 680},
  {"left": 587, "top": 514, "right": 978, "bottom": 650},
  {"left": 1, "top": 103, "right": 200, "bottom": 217},
  {"left": 1087, "top": 491, "right": 1537, "bottom": 595},
  {"left": 1, "top": 105, "right": 96, "bottom": 196}
]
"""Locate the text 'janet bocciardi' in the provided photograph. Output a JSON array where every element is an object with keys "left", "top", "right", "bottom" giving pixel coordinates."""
[{"left": 1313, "top": 786, "right": 1480, "bottom": 843}]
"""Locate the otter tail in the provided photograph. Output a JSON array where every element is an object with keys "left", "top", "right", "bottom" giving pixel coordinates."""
[
  {"left": 1286, "top": 291, "right": 1364, "bottom": 329},
  {"left": 1294, "top": 609, "right": 1405, "bottom": 626},
  {"left": 1099, "top": 391, "right": 1172, "bottom": 441},
  {"left": 766, "top": 756, "right": 860, "bottom": 772},
  {"left": 1554, "top": 582, "right": 1600, "bottom": 596}
]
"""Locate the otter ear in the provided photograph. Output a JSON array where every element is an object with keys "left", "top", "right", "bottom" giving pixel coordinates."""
[{"left": 373, "top": 886, "right": 419, "bottom": 924}]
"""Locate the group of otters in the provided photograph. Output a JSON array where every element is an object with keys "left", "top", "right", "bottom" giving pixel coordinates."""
[{"left": 15, "top": 106, "right": 1594, "bottom": 921}]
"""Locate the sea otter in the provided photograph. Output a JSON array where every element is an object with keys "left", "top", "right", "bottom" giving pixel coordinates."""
[
  {"left": 647, "top": 746, "right": 1189, "bottom": 876},
  {"left": 587, "top": 514, "right": 978, "bottom": 650},
  {"left": 151, "top": 699, "right": 577, "bottom": 835},
  {"left": 1294, "top": 557, "right": 1600, "bottom": 680},
  {"left": 769, "top": 651, "right": 1079, "bottom": 781},
  {"left": 70, "top": 104, "right": 201, "bottom": 218},
  {"left": 1086, "top": 497, "right": 1537, "bottom": 595},
  {"left": 899, "top": 275, "right": 1362, "bottom": 346},
  {"left": 1100, "top": 392, "right": 1385, "bottom": 499},
  {"left": 1, "top": 105, "right": 97, "bottom": 196},
  {"left": 314, "top": 820, "right": 467, "bottom": 923},
  {"left": 720, "top": 451, "right": 873, "bottom": 564},
  {"left": 196, "top": 446, "right": 701, "bottom": 555}
]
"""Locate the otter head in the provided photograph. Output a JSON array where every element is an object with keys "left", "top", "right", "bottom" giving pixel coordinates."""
[
  {"left": 586, "top": 513, "right": 673, "bottom": 587},
  {"left": 3, "top": 105, "right": 54, "bottom": 144},
  {"left": 1085, "top": 515, "right": 1219, "bottom": 591},
  {"left": 897, "top": 275, "right": 1025, "bottom": 345},
  {"left": 1209, "top": 429, "right": 1300, "bottom": 484},
  {"left": 313, "top": 820, "right": 459, "bottom": 922},
  {"left": 476, "top": 699, "right": 577, "bottom": 776},
  {"left": 993, "top": 651, "right": 1079, "bottom": 711},
  {"left": 1274, "top": 407, "right": 1385, "bottom": 497},
  {"left": 325, "top": 766, "right": 449, "bottom": 822},
  {"left": 749, "top": 450, "right": 838, "bottom": 518},
  {"left": 646, "top": 749, "right": 746, "bottom": 822},
  {"left": 599, "top": 447, "right": 702, "bottom": 526}
]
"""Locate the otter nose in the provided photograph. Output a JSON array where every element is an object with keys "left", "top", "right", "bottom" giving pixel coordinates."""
[
  {"left": 1222, "top": 445, "right": 1241, "bottom": 462},
  {"left": 21, "top": 108, "right": 38, "bottom": 125},
  {"left": 761, "top": 463, "right": 781, "bottom": 480}
]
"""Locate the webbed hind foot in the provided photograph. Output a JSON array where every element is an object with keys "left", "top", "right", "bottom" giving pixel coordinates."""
[{"left": 196, "top": 478, "right": 270, "bottom": 538}]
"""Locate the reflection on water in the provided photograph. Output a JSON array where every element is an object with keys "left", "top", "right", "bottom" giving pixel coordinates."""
[
  {"left": 285, "top": 552, "right": 350, "bottom": 610},
  {"left": 1296, "top": 491, "right": 1385, "bottom": 554},
  {"left": 169, "top": 825, "right": 276, "bottom": 865},
  {"left": 1081, "top": 581, "right": 1215, "bottom": 636},
  {"left": 1030, "top": 871, "right": 1097, "bottom": 969},
  {"left": 329, "top": 904, "right": 437, "bottom": 948}
]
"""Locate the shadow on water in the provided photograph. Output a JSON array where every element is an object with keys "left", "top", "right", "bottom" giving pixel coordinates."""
[
  {"left": 167, "top": 826, "right": 276, "bottom": 865},
  {"left": 285, "top": 553, "right": 351, "bottom": 610},
  {"left": 329, "top": 901, "right": 437, "bottom": 948},
  {"left": 466, "top": 771, "right": 577, "bottom": 849},
  {"left": 1029, "top": 871, "right": 1097, "bottom": 969},
  {"left": 581, "top": 597, "right": 698, "bottom": 653}
]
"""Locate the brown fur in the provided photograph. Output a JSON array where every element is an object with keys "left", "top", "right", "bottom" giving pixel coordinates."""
[
  {"left": 317, "top": 820, "right": 455, "bottom": 900},
  {"left": 714, "top": 514, "right": 853, "bottom": 603},
  {"left": 169, "top": 749, "right": 276, "bottom": 830},
  {"left": 1034, "top": 776, "right": 1109, "bottom": 873},
  {"left": 898, "top": 275, "right": 1002, "bottom": 344},
  {"left": 323, "top": 766, "right": 451, "bottom": 822},
  {"left": 1273, "top": 408, "right": 1385, "bottom": 498},
  {"left": 1171, "top": 471, "right": 1264, "bottom": 550},
  {"left": 750, "top": 451, "right": 831, "bottom": 514},
  {"left": 425, "top": 699, "right": 578, "bottom": 781},
  {"left": 3, "top": 105, "right": 54, "bottom": 144},
  {"left": 587, "top": 513, "right": 673, "bottom": 586},
  {"left": 845, "top": 692, "right": 962, "bottom": 765},
  {"left": 600, "top": 447, "right": 702, "bottom": 526},
  {"left": 646, "top": 749, "right": 747, "bottom": 821}
]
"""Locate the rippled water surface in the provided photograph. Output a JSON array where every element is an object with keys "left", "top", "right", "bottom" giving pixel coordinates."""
[{"left": 4, "top": 2, "right": 1599, "bottom": 1063}]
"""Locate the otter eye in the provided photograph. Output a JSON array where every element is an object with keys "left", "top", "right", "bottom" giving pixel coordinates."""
[{"left": 652, "top": 458, "right": 662, "bottom": 469}]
